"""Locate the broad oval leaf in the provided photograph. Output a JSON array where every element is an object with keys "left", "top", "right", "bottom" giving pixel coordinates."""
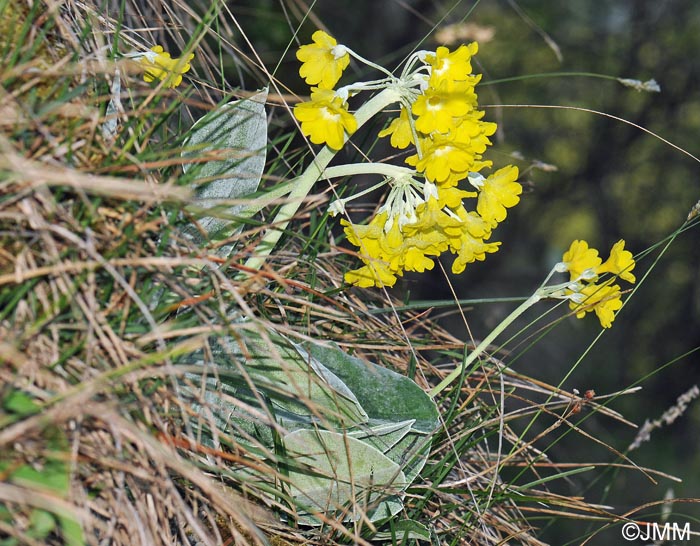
[
  {"left": 180, "top": 326, "right": 368, "bottom": 448},
  {"left": 301, "top": 340, "right": 439, "bottom": 482},
  {"left": 181, "top": 88, "right": 268, "bottom": 249},
  {"left": 284, "top": 429, "right": 407, "bottom": 525},
  {"left": 300, "top": 341, "right": 438, "bottom": 433},
  {"left": 348, "top": 419, "right": 415, "bottom": 454}
]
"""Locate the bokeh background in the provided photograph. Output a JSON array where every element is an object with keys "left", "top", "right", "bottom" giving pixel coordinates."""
[{"left": 232, "top": 1, "right": 700, "bottom": 542}]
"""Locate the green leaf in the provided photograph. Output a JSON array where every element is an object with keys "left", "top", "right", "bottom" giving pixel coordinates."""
[
  {"left": 179, "top": 328, "right": 439, "bottom": 525},
  {"left": 238, "top": 331, "right": 368, "bottom": 426},
  {"left": 301, "top": 341, "right": 439, "bottom": 482},
  {"left": 300, "top": 341, "right": 438, "bottom": 432},
  {"left": 28, "top": 509, "right": 56, "bottom": 540},
  {"left": 11, "top": 459, "right": 69, "bottom": 496},
  {"left": 181, "top": 88, "right": 268, "bottom": 250},
  {"left": 284, "top": 429, "right": 407, "bottom": 525},
  {"left": 2, "top": 389, "right": 40, "bottom": 417},
  {"left": 182, "top": 327, "right": 368, "bottom": 446},
  {"left": 348, "top": 419, "right": 415, "bottom": 454},
  {"left": 57, "top": 513, "right": 86, "bottom": 546}
]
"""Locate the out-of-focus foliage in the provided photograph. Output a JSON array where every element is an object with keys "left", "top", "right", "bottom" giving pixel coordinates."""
[{"left": 417, "top": 1, "right": 700, "bottom": 540}]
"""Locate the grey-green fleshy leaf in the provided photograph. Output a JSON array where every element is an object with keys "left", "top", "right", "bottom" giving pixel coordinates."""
[
  {"left": 301, "top": 340, "right": 439, "bottom": 482},
  {"left": 300, "top": 341, "right": 438, "bottom": 432},
  {"left": 284, "top": 429, "right": 406, "bottom": 525},
  {"left": 178, "top": 328, "right": 437, "bottom": 525},
  {"left": 181, "top": 88, "right": 268, "bottom": 251},
  {"left": 348, "top": 419, "right": 415, "bottom": 454},
  {"left": 235, "top": 329, "right": 368, "bottom": 428},
  {"left": 180, "top": 326, "right": 368, "bottom": 448}
]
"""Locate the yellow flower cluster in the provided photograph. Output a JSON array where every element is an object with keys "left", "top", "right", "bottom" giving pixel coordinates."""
[
  {"left": 560, "top": 240, "right": 636, "bottom": 328},
  {"left": 290, "top": 33, "right": 521, "bottom": 288},
  {"left": 347, "top": 45, "right": 521, "bottom": 287},
  {"left": 139, "top": 45, "right": 194, "bottom": 88},
  {"left": 343, "top": 166, "right": 519, "bottom": 287},
  {"left": 293, "top": 31, "right": 356, "bottom": 150}
]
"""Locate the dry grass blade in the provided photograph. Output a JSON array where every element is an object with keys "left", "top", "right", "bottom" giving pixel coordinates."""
[{"left": 0, "top": 147, "right": 189, "bottom": 202}]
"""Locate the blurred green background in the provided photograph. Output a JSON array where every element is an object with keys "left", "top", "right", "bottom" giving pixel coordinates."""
[{"left": 231, "top": 0, "right": 700, "bottom": 542}]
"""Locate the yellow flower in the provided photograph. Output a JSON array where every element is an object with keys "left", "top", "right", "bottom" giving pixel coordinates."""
[
  {"left": 378, "top": 106, "right": 414, "bottom": 149},
  {"left": 425, "top": 43, "right": 479, "bottom": 86},
  {"left": 568, "top": 283, "right": 623, "bottom": 329},
  {"left": 405, "top": 111, "right": 496, "bottom": 187},
  {"left": 406, "top": 137, "right": 476, "bottom": 187},
  {"left": 341, "top": 202, "right": 454, "bottom": 287},
  {"left": 402, "top": 246, "right": 436, "bottom": 272},
  {"left": 560, "top": 239, "right": 635, "bottom": 328},
  {"left": 345, "top": 262, "right": 397, "bottom": 288},
  {"left": 451, "top": 235, "right": 501, "bottom": 274},
  {"left": 139, "top": 45, "right": 194, "bottom": 88},
  {"left": 295, "top": 39, "right": 524, "bottom": 288},
  {"left": 293, "top": 88, "right": 357, "bottom": 150},
  {"left": 451, "top": 110, "right": 496, "bottom": 142},
  {"left": 412, "top": 80, "right": 473, "bottom": 134},
  {"left": 296, "top": 30, "right": 350, "bottom": 89},
  {"left": 403, "top": 196, "right": 461, "bottom": 239},
  {"left": 562, "top": 240, "right": 602, "bottom": 281},
  {"left": 345, "top": 262, "right": 398, "bottom": 288},
  {"left": 598, "top": 240, "right": 636, "bottom": 283},
  {"left": 342, "top": 213, "right": 403, "bottom": 287},
  {"left": 475, "top": 165, "right": 522, "bottom": 227},
  {"left": 446, "top": 206, "right": 491, "bottom": 242},
  {"left": 437, "top": 186, "right": 477, "bottom": 209}
]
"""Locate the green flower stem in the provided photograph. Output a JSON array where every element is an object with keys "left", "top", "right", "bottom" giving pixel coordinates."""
[
  {"left": 429, "top": 294, "right": 541, "bottom": 398},
  {"left": 242, "top": 86, "right": 403, "bottom": 273},
  {"left": 322, "top": 162, "right": 415, "bottom": 180},
  {"left": 239, "top": 178, "right": 296, "bottom": 218},
  {"left": 429, "top": 267, "right": 574, "bottom": 398},
  {"left": 344, "top": 47, "right": 395, "bottom": 79}
]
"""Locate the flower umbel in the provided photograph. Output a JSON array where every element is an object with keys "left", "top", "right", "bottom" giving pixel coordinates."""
[
  {"left": 138, "top": 45, "right": 194, "bottom": 88},
  {"left": 558, "top": 239, "right": 636, "bottom": 328},
  {"left": 291, "top": 32, "right": 521, "bottom": 287}
]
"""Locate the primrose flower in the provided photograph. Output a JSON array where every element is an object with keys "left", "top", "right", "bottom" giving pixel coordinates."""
[
  {"left": 425, "top": 43, "right": 479, "bottom": 87},
  {"left": 407, "top": 137, "right": 476, "bottom": 186},
  {"left": 473, "top": 166, "right": 522, "bottom": 226},
  {"left": 345, "top": 261, "right": 398, "bottom": 288},
  {"left": 138, "top": 45, "right": 194, "bottom": 88},
  {"left": 445, "top": 206, "right": 491, "bottom": 240},
  {"left": 569, "top": 283, "right": 623, "bottom": 329},
  {"left": 297, "top": 30, "right": 350, "bottom": 89},
  {"left": 452, "top": 234, "right": 501, "bottom": 274},
  {"left": 293, "top": 88, "right": 357, "bottom": 150},
  {"left": 598, "top": 240, "right": 636, "bottom": 283},
  {"left": 378, "top": 107, "right": 414, "bottom": 149},
  {"left": 411, "top": 80, "right": 472, "bottom": 134},
  {"left": 437, "top": 186, "right": 477, "bottom": 209},
  {"left": 342, "top": 212, "right": 402, "bottom": 288},
  {"left": 561, "top": 240, "right": 602, "bottom": 281},
  {"left": 559, "top": 239, "right": 636, "bottom": 328},
  {"left": 342, "top": 198, "right": 455, "bottom": 287}
]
